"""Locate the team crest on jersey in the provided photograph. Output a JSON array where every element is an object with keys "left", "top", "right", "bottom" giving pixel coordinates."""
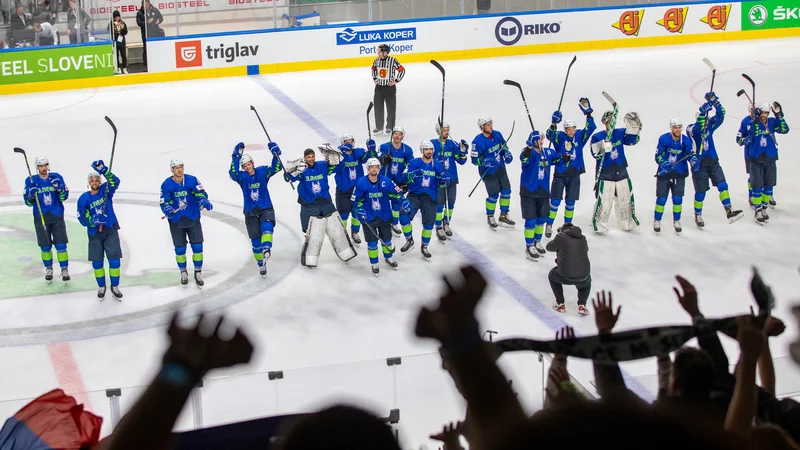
[
  {"left": 610, "top": 149, "right": 619, "bottom": 160},
  {"left": 538, "top": 167, "right": 545, "bottom": 180},
  {"left": 43, "top": 192, "right": 52, "bottom": 206},
  {"left": 250, "top": 189, "right": 259, "bottom": 202},
  {"left": 668, "top": 154, "right": 677, "bottom": 164},
  {"left": 422, "top": 176, "right": 430, "bottom": 188},
  {"left": 565, "top": 141, "right": 573, "bottom": 151},
  {"left": 311, "top": 181, "right": 322, "bottom": 194},
  {"left": 760, "top": 136, "right": 767, "bottom": 147},
  {"left": 371, "top": 198, "right": 381, "bottom": 211},
  {"left": 349, "top": 168, "right": 357, "bottom": 180},
  {"left": 391, "top": 164, "right": 398, "bottom": 175}
]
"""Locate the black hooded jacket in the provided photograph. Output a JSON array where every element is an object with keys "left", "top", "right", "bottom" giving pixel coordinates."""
[{"left": 545, "top": 225, "right": 590, "bottom": 279}]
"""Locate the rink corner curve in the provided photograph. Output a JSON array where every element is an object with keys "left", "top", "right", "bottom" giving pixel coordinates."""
[{"left": 0, "top": 27, "right": 798, "bottom": 97}]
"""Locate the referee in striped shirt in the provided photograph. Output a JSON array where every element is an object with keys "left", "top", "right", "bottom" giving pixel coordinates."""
[{"left": 372, "top": 43, "right": 405, "bottom": 134}]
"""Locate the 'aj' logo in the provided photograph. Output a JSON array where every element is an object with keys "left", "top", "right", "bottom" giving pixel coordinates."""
[
  {"left": 612, "top": 10, "right": 644, "bottom": 36},
  {"left": 657, "top": 7, "right": 688, "bottom": 33},
  {"left": 700, "top": 4, "right": 731, "bottom": 30}
]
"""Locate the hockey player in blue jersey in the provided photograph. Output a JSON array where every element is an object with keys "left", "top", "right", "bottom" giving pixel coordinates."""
[
  {"left": 286, "top": 146, "right": 357, "bottom": 267},
  {"left": 471, "top": 116, "right": 515, "bottom": 229},
  {"left": 229, "top": 142, "right": 282, "bottom": 277},
  {"left": 654, "top": 119, "right": 695, "bottom": 234},
  {"left": 743, "top": 101, "right": 789, "bottom": 224},
  {"left": 22, "top": 156, "right": 71, "bottom": 282},
  {"left": 520, "top": 131, "right": 559, "bottom": 261},
  {"left": 77, "top": 160, "right": 123, "bottom": 301},
  {"left": 590, "top": 110, "right": 642, "bottom": 234},
  {"left": 333, "top": 134, "right": 370, "bottom": 246},
  {"left": 545, "top": 98, "right": 597, "bottom": 238},
  {"left": 685, "top": 93, "right": 744, "bottom": 228},
  {"left": 736, "top": 110, "right": 755, "bottom": 206},
  {"left": 398, "top": 141, "right": 448, "bottom": 261},
  {"left": 160, "top": 159, "right": 213, "bottom": 287},
  {"left": 378, "top": 126, "right": 413, "bottom": 235},
  {"left": 351, "top": 158, "right": 406, "bottom": 276},
  {"left": 431, "top": 122, "right": 468, "bottom": 242}
]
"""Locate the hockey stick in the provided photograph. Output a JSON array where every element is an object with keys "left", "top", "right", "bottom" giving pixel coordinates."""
[
  {"left": 97, "top": 116, "right": 118, "bottom": 232},
  {"left": 737, "top": 89, "right": 753, "bottom": 107},
  {"left": 367, "top": 102, "right": 374, "bottom": 142},
  {"left": 592, "top": 92, "right": 619, "bottom": 198},
  {"left": 468, "top": 120, "right": 515, "bottom": 198},
  {"left": 13, "top": 147, "right": 49, "bottom": 245},
  {"left": 697, "top": 58, "right": 716, "bottom": 158},
  {"left": 250, "top": 105, "right": 294, "bottom": 191},
  {"left": 431, "top": 60, "right": 451, "bottom": 224},
  {"left": 742, "top": 73, "right": 756, "bottom": 106},
  {"left": 556, "top": 55, "right": 577, "bottom": 111},
  {"left": 503, "top": 79, "right": 535, "bottom": 132}
]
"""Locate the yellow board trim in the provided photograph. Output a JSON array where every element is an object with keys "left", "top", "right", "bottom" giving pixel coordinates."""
[{"left": 1, "top": 27, "right": 798, "bottom": 96}]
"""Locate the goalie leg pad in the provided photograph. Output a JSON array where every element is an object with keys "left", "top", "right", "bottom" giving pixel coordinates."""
[
  {"left": 614, "top": 178, "right": 639, "bottom": 230},
  {"left": 592, "top": 180, "right": 615, "bottom": 233},
  {"left": 325, "top": 213, "right": 357, "bottom": 262},
  {"left": 301, "top": 216, "right": 327, "bottom": 267}
]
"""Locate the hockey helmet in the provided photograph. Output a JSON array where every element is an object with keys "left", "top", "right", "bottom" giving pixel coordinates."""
[
  {"left": 477, "top": 116, "right": 492, "bottom": 129},
  {"left": 170, "top": 158, "right": 184, "bottom": 168},
  {"left": 340, "top": 133, "right": 355, "bottom": 145},
  {"left": 34, "top": 156, "right": 49, "bottom": 167},
  {"left": 435, "top": 121, "right": 450, "bottom": 134},
  {"left": 758, "top": 102, "right": 771, "bottom": 113},
  {"left": 601, "top": 111, "right": 614, "bottom": 125},
  {"left": 240, "top": 154, "right": 254, "bottom": 167},
  {"left": 670, "top": 118, "right": 683, "bottom": 128},
  {"left": 391, "top": 126, "right": 405, "bottom": 138},
  {"left": 420, "top": 141, "right": 434, "bottom": 152},
  {"left": 366, "top": 157, "right": 381, "bottom": 167},
  {"left": 563, "top": 119, "right": 577, "bottom": 129},
  {"left": 87, "top": 172, "right": 101, "bottom": 181}
]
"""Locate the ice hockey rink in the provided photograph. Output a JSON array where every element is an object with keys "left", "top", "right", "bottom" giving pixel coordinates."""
[{"left": 0, "top": 36, "right": 798, "bottom": 447}]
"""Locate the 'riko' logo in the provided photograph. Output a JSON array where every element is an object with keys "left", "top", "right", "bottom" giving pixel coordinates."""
[
  {"left": 175, "top": 40, "right": 202, "bottom": 68},
  {"left": 613, "top": 10, "right": 644, "bottom": 36},
  {"left": 701, "top": 4, "right": 731, "bottom": 30},
  {"left": 494, "top": 16, "right": 561, "bottom": 46}
]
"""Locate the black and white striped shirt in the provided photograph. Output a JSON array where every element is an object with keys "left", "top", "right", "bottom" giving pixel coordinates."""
[{"left": 372, "top": 56, "right": 405, "bottom": 86}]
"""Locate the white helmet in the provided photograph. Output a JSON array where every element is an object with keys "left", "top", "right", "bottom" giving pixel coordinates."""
[
  {"left": 670, "top": 118, "right": 683, "bottom": 128},
  {"left": 758, "top": 102, "right": 770, "bottom": 112},
  {"left": 366, "top": 157, "right": 381, "bottom": 167},
  {"left": 564, "top": 119, "right": 577, "bottom": 129},
  {"left": 87, "top": 172, "right": 101, "bottom": 181},
  {"left": 477, "top": 116, "right": 492, "bottom": 129},
  {"left": 240, "top": 154, "right": 254, "bottom": 167},
  {"left": 392, "top": 126, "right": 405, "bottom": 138},
  {"left": 340, "top": 133, "right": 355, "bottom": 145},
  {"left": 34, "top": 156, "right": 49, "bottom": 167},
  {"left": 435, "top": 121, "right": 450, "bottom": 134},
  {"left": 420, "top": 141, "right": 435, "bottom": 152},
  {"left": 170, "top": 158, "right": 184, "bottom": 168}
]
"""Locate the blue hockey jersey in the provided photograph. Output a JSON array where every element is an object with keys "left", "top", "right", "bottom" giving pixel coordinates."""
[
  {"left": 745, "top": 116, "right": 789, "bottom": 162},
  {"left": 229, "top": 155, "right": 282, "bottom": 213},
  {"left": 520, "top": 146, "right": 558, "bottom": 197},
  {"left": 378, "top": 142, "right": 413, "bottom": 186},
  {"left": 288, "top": 161, "right": 336, "bottom": 205},
  {"left": 334, "top": 147, "right": 368, "bottom": 192},
  {"left": 590, "top": 128, "right": 640, "bottom": 181},
  {"left": 23, "top": 172, "right": 69, "bottom": 220},
  {"left": 546, "top": 116, "right": 597, "bottom": 177},
  {"left": 470, "top": 130, "right": 509, "bottom": 176},
  {"left": 404, "top": 157, "right": 446, "bottom": 202},
  {"left": 431, "top": 138, "right": 467, "bottom": 182},
  {"left": 656, "top": 133, "right": 694, "bottom": 178},
  {"left": 160, "top": 174, "right": 208, "bottom": 223},
  {"left": 351, "top": 175, "right": 403, "bottom": 223},
  {"left": 687, "top": 102, "right": 725, "bottom": 166},
  {"left": 77, "top": 171, "right": 120, "bottom": 237}
]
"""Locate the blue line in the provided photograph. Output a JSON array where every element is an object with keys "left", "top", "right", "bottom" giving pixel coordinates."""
[{"left": 253, "top": 76, "right": 654, "bottom": 403}]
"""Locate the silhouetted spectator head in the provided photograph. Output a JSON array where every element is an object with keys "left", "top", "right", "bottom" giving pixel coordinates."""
[
  {"left": 279, "top": 405, "right": 400, "bottom": 450},
  {"left": 751, "top": 424, "right": 800, "bottom": 450},
  {"left": 669, "top": 347, "right": 714, "bottom": 401}
]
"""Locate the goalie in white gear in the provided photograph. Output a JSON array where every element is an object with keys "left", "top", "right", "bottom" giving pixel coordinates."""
[{"left": 589, "top": 110, "right": 642, "bottom": 233}]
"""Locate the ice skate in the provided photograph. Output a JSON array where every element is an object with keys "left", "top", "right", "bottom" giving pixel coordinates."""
[
  {"left": 436, "top": 227, "right": 446, "bottom": 243},
  {"left": 372, "top": 264, "right": 380, "bottom": 276},
  {"left": 97, "top": 286, "right": 106, "bottom": 299},
  {"left": 761, "top": 205, "right": 770, "bottom": 221},
  {"left": 45, "top": 268, "right": 53, "bottom": 282},
  {"left": 110, "top": 285, "right": 123, "bottom": 301},
  {"left": 259, "top": 264, "right": 267, "bottom": 277},
  {"left": 420, "top": 244, "right": 431, "bottom": 261},
  {"left": 726, "top": 208, "right": 743, "bottom": 224},
  {"left": 351, "top": 231, "right": 361, "bottom": 246},
  {"left": 674, "top": 221, "right": 682, "bottom": 233},
  {"left": 755, "top": 208, "right": 766, "bottom": 225},
  {"left": 553, "top": 303, "right": 565, "bottom": 313},
  {"left": 534, "top": 241, "right": 546, "bottom": 255},
  {"left": 61, "top": 268, "right": 70, "bottom": 282},
  {"left": 694, "top": 214, "right": 704, "bottom": 229},
  {"left": 498, "top": 212, "right": 515, "bottom": 228},
  {"left": 525, "top": 246, "right": 539, "bottom": 262},
  {"left": 400, "top": 237, "right": 415, "bottom": 255},
  {"left": 653, "top": 220, "right": 661, "bottom": 233},
  {"left": 545, "top": 224, "right": 553, "bottom": 238},
  {"left": 180, "top": 270, "right": 189, "bottom": 286},
  {"left": 262, "top": 248, "right": 271, "bottom": 261},
  {"left": 194, "top": 271, "right": 204, "bottom": 287},
  {"left": 487, "top": 215, "right": 498, "bottom": 230},
  {"left": 769, "top": 198, "right": 776, "bottom": 209},
  {"left": 384, "top": 257, "right": 398, "bottom": 270},
  {"left": 391, "top": 224, "right": 402, "bottom": 236},
  {"left": 443, "top": 220, "right": 452, "bottom": 237},
  {"left": 578, "top": 305, "right": 590, "bottom": 316}
]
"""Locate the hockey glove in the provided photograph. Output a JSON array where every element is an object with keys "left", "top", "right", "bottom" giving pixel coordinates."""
[
  {"left": 440, "top": 173, "right": 451, "bottom": 187},
  {"left": 579, "top": 97, "right": 593, "bottom": 116},
  {"left": 26, "top": 185, "right": 39, "bottom": 201},
  {"left": 623, "top": 112, "right": 642, "bottom": 136},
  {"left": 551, "top": 110, "right": 563, "bottom": 124},
  {"left": 338, "top": 142, "right": 353, "bottom": 153},
  {"left": 199, "top": 198, "right": 214, "bottom": 211},
  {"left": 526, "top": 131, "right": 541, "bottom": 148},
  {"left": 502, "top": 150, "right": 513, "bottom": 165},
  {"left": 268, "top": 142, "right": 282, "bottom": 156},
  {"left": 521, "top": 147, "right": 533, "bottom": 160},
  {"left": 658, "top": 160, "right": 673, "bottom": 174},
  {"left": 483, "top": 154, "right": 499, "bottom": 169},
  {"left": 381, "top": 154, "right": 393, "bottom": 167},
  {"left": 563, "top": 151, "right": 572, "bottom": 163},
  {"left": 704, "top": 91, "right": 718, "bottom": 103},
  {"left": 690, "top": 155, "right": 700, "bottom": 172},
  {"left": 232, "top": 142, "right": 244, "bottom": 159},
  {"left": 366, "top": 139, "right": 377, "bottom": 153},
  {"left": 411, "top": 168, "right": 424, "bottom": 179},
  {"left": 400, "top": 198, "right": 412, "bottom": 215},
  {"left": 699, "top": 102, "right": 713, "bottom": 115},
  {"left": 92, "top": 213, "right": 107, "bottom": 226},
  {"left": 355, "top": 208, "right": 367, "bottom": 223},
  {"left": 49, "top": 176, "right": 63, "bottom": 192},
  {"left": 773, "top": 101, "right": 784, "bottom": 119},
  {"left": 92, "top": 160, "right": 108, "bottom": 175}
]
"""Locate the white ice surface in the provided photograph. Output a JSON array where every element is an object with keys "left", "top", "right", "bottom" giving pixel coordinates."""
[{"left": 0, "top": 37, "right": 799, "bottom": 447}]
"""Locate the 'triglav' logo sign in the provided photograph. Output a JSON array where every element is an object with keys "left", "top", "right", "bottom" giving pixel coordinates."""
[
  {"left": 612, "top": 9, "right": 644, "bottom": 36},
  {"left": 700, "top": 4, "right": 732, "bottom": 30}
]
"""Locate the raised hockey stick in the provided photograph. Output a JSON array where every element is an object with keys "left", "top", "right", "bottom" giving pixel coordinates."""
[
  {"left": 697, "top": 58, "right": 716, "bottom": 158},
  {"left": 556, "top": 55, "right": 578, "bottom": 111},
  {"left": 742, "top": 73, "right": 756, "bottom": 106},
  {"left": 367, "top": 102, "right": 374, "bottom": 141},
  {"left": 431, "top": 60, "right": 451, "bottom": 224},
  {"left": 250, "top": 105, "right": 294, "bottom": 190},
  {"left": 593, "top": 92, "right": 618, "bottom": 198},
  {"left": 468, "top": 120, "right": 515, "bottom": 198},
  {"left": 97, "top": 116, "right": 118, "bottom": 232},
  {"left": 503, "top": 79, "right": 535, "bottom": 132},
  {"left": 737, "top": 89, "right": 753, "bottom": 107},
  {"left": 13, "top": 147, "right": 49, "bottom": 245}
]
